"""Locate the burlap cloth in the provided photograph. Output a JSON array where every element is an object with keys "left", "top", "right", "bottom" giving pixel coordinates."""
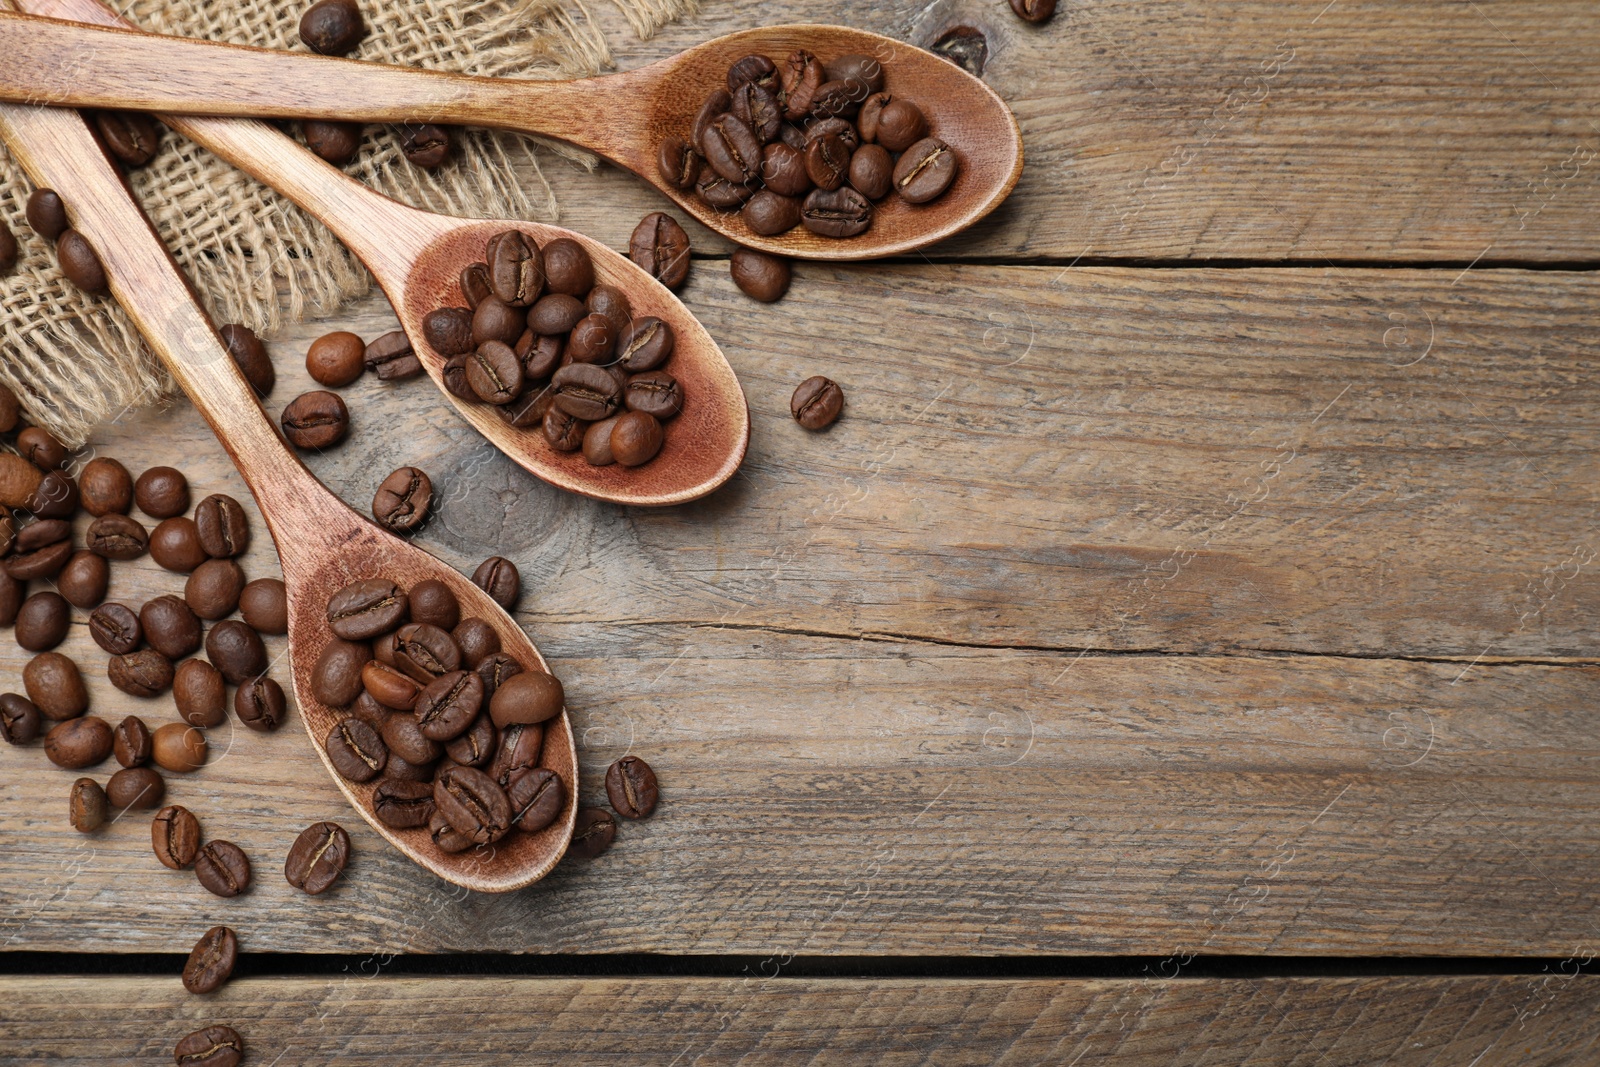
[{"left": 0, "top": 0, "right": 694, "bottom": 446}]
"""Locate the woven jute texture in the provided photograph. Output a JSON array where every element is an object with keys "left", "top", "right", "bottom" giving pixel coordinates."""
[{"left": 0, "top": 0, "right": 695, "bottom": 446}]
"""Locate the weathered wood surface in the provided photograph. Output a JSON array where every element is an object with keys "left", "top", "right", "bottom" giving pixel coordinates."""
[
  {"left": 1, "top": 265, "right": 1597, "bottom": 955},
  {"left": 1, "top": 975, "right": 1597, "bottom": 1064},
  {"left": 529, "top": 0, "right": 1600, "bottom": 262}
]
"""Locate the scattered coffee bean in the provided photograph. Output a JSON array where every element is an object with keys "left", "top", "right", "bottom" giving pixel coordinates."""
[
  {"left": 6, "top": 519, "right": 72, "bottom": 581},
  {"left": 206, "top": 620, "right": 268, "bottom": 685},
  {"left": 365, "top": 330, "right": 423, "bottom": 381},
  {"left": 113, "top": 715, "right": 153, "bottom": 767},
  {"left": 16, "top": 591, "right": 71, "bottom": 651},
  {"left": 569, "top": 806, "right": 617, "bottom": 859},
  {"left": 195, "top": 840, "right": 252, "bottom": 897},
  {"left": 24, "top": 651, "right": 87, "bottom": 720},
  {"left": 239, "top": 578, "right": 288, "bottom": 634},
  {"left": 186, "top": 558, "right": 246, "bottom": 620},
  {"left": 69, "top": 777, "right": 107, "bottom": 832},
  {"left": 152, "top": 721, "right": 208, "bottom": 773},
  {"left": 106, "top": 765, "right": 164, "bottom": 809},
  {"left": 152, "top": 804, "right": 202, "bottom": 869},
  {"left": 281, "top": 390, "right": 350, "bottom": 449},
  {"left": 300, "top": 0, "right": 364, "bottom": 54},
  {"left": 86, "top": 514, "right": 148, "bottom": 560},
  {"left": 182, "top": 925, "right": 238, "bottom": 995},
  {"left": 25, "top": 188, "right": 68, "bottom": 240},
  {"left": 195, "top": 494, "right": 250, "bottom": 559},
  {"left": 0, "top": 693, "right": 42, "bottom": 744},
  {"left": 134, "top": 466, "right": 188, "bottom": 518},
  {"left": 285, "top": 821, "right": 350, "bottom": 894},
  {"left": 791, "top": 375, "right": 845, "bottom": 430},
  {"left": 45, "top": 715, "right": 112, "bottom": 768},
  {"left": 173, "top": 1025, "right": 243, "bottom": 1067},
  {"left": 408, "top": 580, "right": 460, "bottom": 631},
  {"left": 471, "top": 557, "right": 520, "bottom": 609},
  {"left": 326, "top": 717, "right": 388, "bottom": 782},
  {"left": 26, "top": 469, "right": 79, "bottom": 519},
  {"left": 57, "top": 230, "right": 107, "bottom": 294},
  {"left": 174, "top": 659, "right": 228, "bottom": 729},
  {"left": 109, "top": 649, "right": 175, "bottom": 699},
  {"left": 1010, "top": 0, "right": 1057, "bottom": 22},
  {"left": 306, "top": 330, "right": 366, "bottom": 387},
  {"left": 95, "top": 111, "right": 161, "bottom": 167},
  {"left": 89, "top": 603, "right": 142, "bottom": 655},
  {"left": 0, "top": 454, "right": 42, "bottom": 509},
  {"left": 605, "top": 755, "right": 660, "bottom": 818},
  {"left": 220, "top": 324, "right": 275, "bottom": 399},
  {"left": 235, "top": 676, "right": 287, "bottom": 732},
  {"left": 304, "top": 119, "right": 363, "bottom": 164},
  {"left": 0, "top": 571, "right": 19, "bottom": 628},
  {"left": 142, "top": 595, "right": 203, "bottom": 659},
  {"left": 149, "top": 517, "right": 207, "bottom": 573},
  {"left": 628, "top": 212, "right": 691, "bottom": 290},
  {"left": 730, "top": 248, "right": 791, "bottom": 303},
  {"left": 401, "top": 123, "right": 451, "bottom": 169}
]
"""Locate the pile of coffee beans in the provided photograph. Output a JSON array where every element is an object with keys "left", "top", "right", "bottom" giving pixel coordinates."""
[
  {"left": 421, "top": 229, "right": 685, "bottom": 468},
  {"left": 659, "top": 50, "right": 959, "bottom": 240},
  {"left": 277, "top": 325, "right": 426, "bottom": 454}
]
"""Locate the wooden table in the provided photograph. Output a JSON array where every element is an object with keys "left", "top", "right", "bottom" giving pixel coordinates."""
[{"left": 4, "top": 0, "right": 1600, "bottom": 1062}]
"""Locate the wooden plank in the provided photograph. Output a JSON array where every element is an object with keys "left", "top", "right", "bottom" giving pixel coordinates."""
[
  {"left": 2, "top": 265, "right": 1597, "bottom": 956},
  {"left": 532, "top": 0, "right": 1600, "bottom": 262},
  {"left": 1, "top": 975, "right": 1596, "bottom": 1064}
]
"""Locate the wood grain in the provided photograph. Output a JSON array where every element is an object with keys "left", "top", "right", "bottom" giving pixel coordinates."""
[
  {"left": 0, "top": 266, "right": 1597, "bottom": 955},
  {"left": 1, "top": 975, "right": 1596, "bottom": 1064}
]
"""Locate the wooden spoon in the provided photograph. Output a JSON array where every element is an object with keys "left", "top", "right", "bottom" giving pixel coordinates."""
[
  {"left": 0, "top": 8, "right": 1022, "bottom": 260},
  {"left": 0, "top": 98, "right": 577, "bottom": 894},
  {"left": 6, "top": 0, "right": 750, "bottom": 511}
]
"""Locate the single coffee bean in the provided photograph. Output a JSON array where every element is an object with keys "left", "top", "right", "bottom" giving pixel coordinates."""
[
  {"left": 281, "top": 390, "right": 350, "bottom": 449},
  {"left": 195, "top": 840, "right": 252, "bottom": 898},
  {"left": 393, "top": 622, "right": 462, "bottom": 683},
  {"left": 306, "top": 331, "right": 366, "bottom": 387},
  {"left": 89, "top": 603, "right": 141, "bottom": 655},
  {"left": 460, "top": 261, "right": 493, "bottom": 308},
  {"left": 57, "top": 230, "right": 107, "bottom": 294},
  {"left": 453, "top": 617, "right": 500, "bottom": 665},
  {"left": 477, "top": 654, "right": 525, "bottom": 701},
  {"left": 25, "top": 188, "right": 68, "bottom": 240},
  {"left": 791, "top": 375, "right": 845, "bottom": 430},
  {"left": 326, "top": 717, "right": 388, "bottom": 782},
  {"left": 552, "top": 363, "right": 622, "bottom": 422},
  {"left": 629, "top": 212, "right": 691, "bottom": 290},
  {"left": 849, "top": 144, "right": 894, "bottom": 200},
  {"left": 0, "top": 224, "right": 16, "bottom": 274},
  {"left": 471, "top": 296, "right": 525, "bottom": 349},
  {"left": 408, "top": 579, "right": 460, "bottom": 631},
  {"left": 300, "top": 0, "right": 365, "bottom": 54},
  {"left": 186, "top": 559, "right": 246, "bottom": 620},
  {"left": 152, "top": 804, "right": 202, "bottom": 869},
  {"left": 235, "top": 676, "right": 287, "bottom": 732},
  {"left": 87, "top": 514, "right": 148, "bottom": 560},
  {"left": 385, "top": 751, "right": 435, "bottom": 781},
  {"left": 134, "top": 466, "right": 188, "bottom": 518},
  {"left": 27, "top": 468, "right": 79, "bottom": 518},
  {"left": 442, "top": 355, "right": 476, "bottom": 401},
  {"left": 445, "top": 711, "right": 497, "bottom": 767},
  {"left": 374, "top": 777, "right": 436, "bottom": 828},
  {"left": 142, "top": 595, "right": 202, "bottom": 659},
  {"left": 18, "top": 429, "right": 67, "bottom": 471},
  {"left": 0, "top": 693, "right": 41, "bottom": 744},
  {"left": 467, "top": 341, "right": 526, "bottom": 405},
  {"left": 488, "top": 668, "right": 563, "bottom": 728},
  {"left": 489, "top": 721, "right": 542, "bottom": 787},
  {"left": 401, "top": 123, "right": 452, "bottom": 169},
  {"left": 743, "top": 190, "right": 803, "bottom": 236},
  {"left": 285, "top": 821, "right": 350, "bottom": 894},
  {"left": 731, "top": 81, "right": 783, "bottom": 143},
  {"left": 781, "top": 50, "right": 825, "bottom": 119},
  {"left": 433, "top": 764, "right": 512, "bottom": 844},
  {"left": 372, "top": 466, "right": 432, "bottom": 533},
  {"left": 657, "top": 135, "right": 704, "bottom": 190},
  {"left": 805, "top": 113, "right": 861, "bottom": 146},
  {"left": 148, "top": 518, "right": 206, "bottom": 574},
  {"left": 569, "top": 806, "right": 617, "bottom": 860},
  {"left": 96, "top": 111, "right": 161, "bottom": 167},
  {"left": 354, "top": 689, "right": 393, "bottom": 724},
  {"left": 611, "top": 410, "right": 665, "bottom": 467},
  {"left": 206, "top": 620, "right": 268, "bottom": 685},
  {"left": 429, "top": 808, "right": 475, "bottom": 853},
  {"left": 486, "top": 230, "right": 545, "bottom": 307},
  {"left": 875, "top": 99, "right": 929, "bottom": 154},
  {"left": 310, "top": 636, "right": 370, "bottom": 708},
  {"left": 582, "top": 415, "right": 622, "bottom": 466},
  {"left": 701, "top": 113, "right": 763, "bottom": 187},
  {"left": 605, "top": 755, "right": 660, "bottom": 818},
  {"left": 183, "top": 926, "right": 238, "bottom": 995},
  {"left": 363, "top": 659, "right": 422, "bottom": 710},
  {"left": 857, "top": 92, "right": 890, "bottom": 143},
  {"left": 152, "top": 722, "right": 208, "bottom": 773},
  {"left": 239, "top": 578, "right": 288, "bottom": 634},
  {"left": 693, "top": 88, "right": 733, "bottom": 147},
  {"left": 6, "top": 527, "right": 73, "bottom": 581},
  {"left": 826, "top": 54, "right": 886, "bottom": 95},
  {"left": 760, "top": 142, "right": 812, "bottom": 198},
  {"left": 810, "top": 79, "right": 865, "bottom": 120},
  {"left": 471, "top": 557, "right": 520, "bottom": 609},
  {"left": 193, "top": 494, "right": 250, "bottom": 559},
  {"left": 113, "top": 715, "right": 153, "bottom": 767},
  {"left": 327, "top": 577, "right": 407, "bottom": 639},
  {"left": 77, "top": 457, "right": 131, "bottom": 516},
  {"left": 561, "top": 314, "right": 612, "bottom": 366},
  {"left": 727, "top": 53, "right": 778, "bottom": 92},
  {"left": 0, "top": 454, "right": 43, "bottom": 509},
  {"left": 24, "top": 651, "right": 87, "bottom": 720},
  {"left": 525, "top": 238, "right": 590, "bottom": 301},
  {"left": 544, "top": 406, "right": 590, "bottom": 452},
  {"left": 422, "top": 307, "right": 475, "bottom": 357},
  {"left": 174, "top": 1025, "right": 244, "bottom": 1067},
  {"left": 697, "top": 171, "right": 755, "bottom": 211},
  {"left": 0, "top": 571, "right": 19, "bottom": 628},
  {"left": 109, "top": 650, "right": 174, "bottom": 698},
  {"left": 220, "top": 324, "right": 275, "bottom": 398},
  {"left": 415, "top": 670, "right": 485, "bottom": 741},
  {"left": 1010, "top": 0, "right": 1057, "bottom": 22},
  {"left": 526, "top": 293, "right": 584, "bottom": 336},
  {"left": 804, "top": 133, "right": 851, "bottom": 192},
  {"left": 625, "top": 372, "right": 684, "bottom": 421},
  {"left": 45, "top": 716, "right": 112, "bottom": 768},
  {"left": 381, "top": 710, "right": 443, "bottom": 765},
  {"left": 365, "top": 330, "right": 423, "bottom": 381},
  {"left": 582, "top": 283, "right": 631, "bottom": 336},
  {"left": 730, "top": 248, "right": 791, "bottom": 303},
  {"left": 506, "top": 767, "right": 564, "bottom": 833},
  {"left": 106, "top": 765, "right": 164, "bottom": 809},
  {"left": 16, "top": 591, "right": 71, "bottom": 651},
  {"left": 894, "top": 137, "right": 959, "bottom": 204},
  {"left": 614, "top": 319, "right": 674, "bottom": 376},
  {"left": 174, "top": 660, "right": 228, "bottom": 728},
  {"left": 802, "top": 186, "right": 873, "bottom": 238},
  {"left": 303, "top": 119, "right": 362, "bottom": 164},
  {"left": 70, "top": 777, "right": 108, "bottom": 832}
]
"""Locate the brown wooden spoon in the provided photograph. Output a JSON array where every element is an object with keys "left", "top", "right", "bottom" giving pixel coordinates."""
[
  {"left": 0, "top": 97, "right": 577, "bottom": 894},
  {"left": 0, "top": 6, "right": 1022, "bottom": 260},
  {"left": 7, "top": 0, "right": 750, "bottom": 511}
]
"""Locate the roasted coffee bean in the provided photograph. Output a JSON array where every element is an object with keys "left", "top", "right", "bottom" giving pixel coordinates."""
[
  {"left": 804, "top": 133, "right": 850, "bottom": 191},
  {"left": 0, "top": 454, "right": 42, "bottom": 509},
  {"left": 849, "top": 144, "right": 893, "bottom": 200},
  {"left": 57, "top": 230, "right": 107, "bottom": 293},
  {"left": 569, "top": 806, "right": 617, "bottom": 860},
  {"left": 486, "top": 230, "right": 544, "bottom": 307},
  {"left": 552, "top": 363, "right": 622, "bottom": 422},
  {"left": 693, "top": 88, "right": 733, "bottom": 147},
  {"left": 408, "top": 579, "right": 460, "bottom": 631},
  {"left": 174, "top": 1025, "right": 243, "bottom": 1067},
  {"left": 306, "top": 330, "right": 366, "bottom": 387},
  {"left": 87, "top": 514, "right": 148, "bottom": 560},
  {"left": 14, "top": 517, "right": 70, "bottom": 555},
  {"left": 0, "top": 569, "right": 19, "bottom": 627},
  {"left": 372, "top": 467, "right": 432, "bottom": 533},
  {"left": 471, "top": 296, "right": 525, "bottom": 348},
  {"left": 857, "top": 92, "right": 890, "bottom": 143},
  {"left": 489, "top": 721, "right": 542, "bottom": 787},
  {"left": 657, "top": 135, "right": 703, "bottom": 190},
  {"left": 527, "top": 293, "right": 585, "bottom": 336},
  {"left": 365, "top": 330, "right": 423, "bottom": 381},
  {"left": 453, "top": 617, "right": 500, "bottom": 665},
  {"left": 134, "top": 466, "right": 188, "bottom": 517},
  {"left": 207, "top": 620, "right": 268, "bottom": 684},
  {"left": 580, "top": 284, "right": 629, "bottom": 338},
  {"left": 148, "top": 518, "right": 205, "bottom": 574},
  {"left": 186, "top": 559, "right": 246, "bottom": 620},
  {"left": 1010, "top": 0, "right": 1057, "bottom": 22},
  {"left": 70, "top": 777, "right": 107, "bottom": 832},
  {"left": 17, "top": 429, "right": 67, "bottom": 470},
  {"left": 89, "top": 603, "right": 141, "bottom": 655},
  {"left": 629, "top": 212, "right": 691, "bottom": 290},
  {"left": 611, "top": 410, "right": 665, "bottom": 467},
  {"left": 183, "top": 926, "right": 238, "bottom": 995},
  {"left": 805, "top": 116, "right": 860, "bottom": 151},
  {"left": 24, "top": 651, "right": 87, "bottom": 720},
  {"left": 730, "top": 248, "right": 791, "bottom": 303},
  {"left": 381, "top": 710, "right": 443, "bottom": 765},
  {"left": 529, "top": 239, "right": 591, "bottom": 300},
  {"left": 467, "top": 341, "right": 525, "bottom": 405},
  {"left": 363, "top": 659, "right": 421, "bottom": 710},
  {"left": 802, "top": 187, "right": 873, "bottom": 238},
  {"left": 697, "top": 171, "right": 755, "bottom": 211},
  {"left": 327, "top": 577, "right": 407, "bottom": 640},
  {"left": 6, "top": 525, "right": 73, "bottom": 581},
  {"left": 875, "top": 98, "right": 928, "bottom": 153},
  {"left": 281, "top": 390, "right": 350, "bottom": 449},
  {"left": 0, "top": 693, "right": 41, "bottom": 744},
  {"left": 760, "top": 142, "right": 812, "bottom": 197},
  {"left": 194, "top": 494, "right": 250, "bottom": 559},
  {"left": 77, "top": 457, "right": 131, "bottom": 517},
  {"left": 781, "top": 50, "right": 825, "bottom": 120},
  {"left": 16, "top": 591, "right": 71, "bottom": 651},
  {"left": 459, "top": 261, "right": 493, "bottom": 308},
  {"left": 472, "top": 556, "right": 521, "bottom": 609},
  {"left": 507, "top": 767, "right": 564, "bottom": 833},
  {"left": 220, "top": 324, "right": 275, "bottom": 398},
  {"left": 827, "top": 53, "right": 886, "bottom": 95},
  {"left": 142, "top": 595, "right": 203, "bottom": 659},
  {"left": 810, "top": 79, "right": 866, "bottom": 120},
  {"left": 488, "top": 668, "right": 563, "bottom": 728},
  {"left": 25, "top": 188, "right": 68, "bottom": 240},
  {"left": 433, "top": 764, "right": 511, "bottom": 844},
  {"left": 701, "top": 113, "right": 763, "bottom": 186},
  {"left": 894, "top": 136, "right": 959, "bottom": 204},
  {"left": 303, "top": 119, "right": 362, "bottom": 164},
  {"left": 0, "top": 224, "right": 16, "bottom": 274},
  {"left": 442, "top": 355, "right": 476, "bottom": 401},
  {"left": 96, "top": 111, "right": 161, "bottom": 167},
  {"left": 106, "top": 765, "right": 164, "bottom": 809},
  {"left": 300, "top": 0, "right": 364, "bottom": 53},
  {"left": 326, "top": 717, "right": 387, "bottom": 782},
  {"left": 195, "top": 840, "right": 252, "bottom": 898},
  {"left": 727, "top": 53, "right": 778, "bottom": 92},
  {"left": 422, "top": 307, "right": 474, "bottom": 358},
  {"left": 604, "top": 363, "right": 632, "bottom": 395},
  {"left": 581, "top": 415, "right": 622, "bottom": 466},
  {"left": 791, "top": 374, "right": 845, "bottom": 429},
  {"left": 445, "top": 711, "right": 497, "bottom": 767},
  {"left": 560, "top": 314, "right": 611, "bottom": 365},
  {"left": 415, "top": 670, "right": 485, "bottom": 741},
  {"left": 401, "top": 123, "right": 451, "bottom": 169},
  {"left": 285, "top": 821, "right": 350, "bottom": 894},
  {"left": 312, "top": 637, "right": 371, "bottom": 708},
  {"left": 605, "top": 755, "right": 660, "bottom": 818},
  {"left": 45, "top": 716, "right": 112, "bottom": 768},
  {"left": 374, "top": 777, "right": 436, "bottom": 828},
  {"left": 743, "top": 190, "right": 803, "bottom": 236},
  {"left": 384, "top": 751, "right": 435, "bottom": 781},
  {"left": 731, "top": 81, "right": 783, "bottom": 143},
  {"left": 624, "top": 369, "right": 685, "bottom": 421},
  {"left": 429, "top": 808, "right": 475, "bottom": 853},
  {"left": 27, "top": 469, "right": 79, "bottom": 518},
  {"left": 542, "top": 407, "right": 587, "bottom": 451},
  {"left": 394, "top": 622, "right": 461, "bottom": 683},
  {"left": 174, "top": 660, "right": 228, "bottom": 729},
  {"left": 153, "top": 722, "right": 208, "bottom": 773},
  {"left": 109, "top": 650, "right": 174, "bottom": 698},
  {"left": 614, "top": 319, "right": 673, "bottom": 375},
  {"left": 239, "top": 577, "right": 287, "bottom": 634},
  {"left": 152, "top": 804, "right": 202, "bottom": 869},
  {"left": 113, "top": 715, "right": 153, "bottom": 767},
  {"left": 235, "top": 676, "right": 287, "bottom": 732}
]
